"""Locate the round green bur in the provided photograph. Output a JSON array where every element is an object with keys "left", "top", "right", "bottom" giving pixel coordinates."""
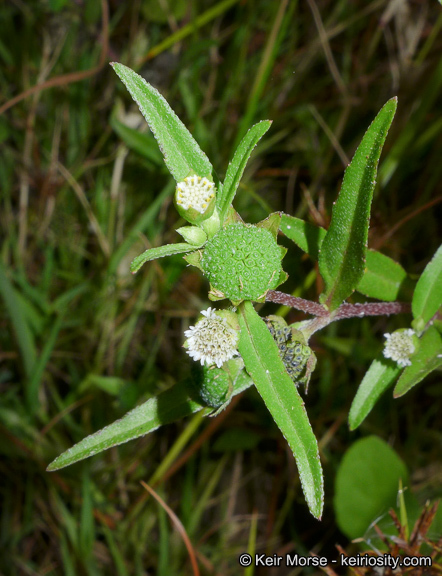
[{"left": 201, "top": 223, "right": 282, "bottom": 301}]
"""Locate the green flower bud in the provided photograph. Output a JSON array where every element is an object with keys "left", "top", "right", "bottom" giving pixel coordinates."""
[
  {"left": 191, "top": 364, "right": 231, "bottom": 408},
  {"left": 176, "top": 226, "right": 207, "bottom": 246}
]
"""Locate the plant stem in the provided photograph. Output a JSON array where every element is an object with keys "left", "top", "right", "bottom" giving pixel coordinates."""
[{"left": 266, "top": 290, "right": 411, "bottom": 338}]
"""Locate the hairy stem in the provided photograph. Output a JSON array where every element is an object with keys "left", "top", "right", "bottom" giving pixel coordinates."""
[{"left": 266, "top": 290, "right": 411, "bottom": 338}]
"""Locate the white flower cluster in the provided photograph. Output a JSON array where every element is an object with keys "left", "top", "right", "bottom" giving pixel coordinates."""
[
  {"left": 175, "top": 176, "right": 215, "bottom": 214},
  {"left": 184, "top": 307, "right": 239, "bottom": 368},
  {"left": 383, "top": 329, "right": 416, "bottom": 367}
]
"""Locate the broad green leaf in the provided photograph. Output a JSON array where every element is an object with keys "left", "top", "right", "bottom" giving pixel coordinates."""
[
  {"left": 112, "top": 63, "right": 212, "bottom": 181},
  {"left": 280, "top": 214, "right": 411, "bottom": 301},
  {"left": 47, "top": 373, "right": 254, "bottom": 471},
  {"left": 357, "top": 250, "right": 412, "bottom": 302},
  {"left": 348, "top": 358, "right": 401, "bottom": 430},
  {"left": 237, "top": 301, "right": 323, "bottom": 519},
  {"left": 334, "top": 436, "right": 408, "bottom": 539},
  {"left": 318, "top": 98, "right": 397, "bottom": 310},
  {"left": 131, "top": 243, "right": 195, "bottom": 274},
  {"left": 393, "top": 326, "right": 442, "bottom": 397},
  {"left": 218, "top": 120, "right": 272, "bottom": 222},
  {"left": 412, "top": 244, "right": 442, "bottom": 327}
]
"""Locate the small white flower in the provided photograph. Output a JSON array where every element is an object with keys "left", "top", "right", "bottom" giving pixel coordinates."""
[
  {"left": 175, "top": 176, "right": 215, "bottom": 214},
  {"left": 184, "top": 307, "right": 239, "bottom": 368},
  {"left": 383, "top": 329, "right": 416, "bottom": 367}
]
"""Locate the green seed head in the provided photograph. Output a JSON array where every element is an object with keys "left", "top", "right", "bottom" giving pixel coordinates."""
[
  {"left": 201, "top": 223, "right": 284, "bottom": 303},
  {"left": 191, "top": 364, "right": 231, "bottom": 408}
]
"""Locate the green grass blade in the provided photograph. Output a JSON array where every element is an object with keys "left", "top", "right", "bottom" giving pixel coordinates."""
[
  {"left": 237, "top": 301, "right": 323, "bottom": 519},
  {"left": 47, "top": 373, "right": 253, "bottom": 471},
  {"left": 0, "top": 262, "right": 37, "bottom": 382},
  {"left": 318, "top": 98, "right": 397, "bottom": 310},
  {"left": 393, "top": 326, "right": 442, "bottom": 398},
  {"left": 108, "top": 182, "right": 173, "bottom": 275},
  {"left": 130, "top": 243, "right": 194, "bottom": 274},
  {"left": 412, "top": 244, "right": 442, "bottom": 327},
  {"left": 218, "top": 120, "right": 272, "bottom": 222},
  {"left": 349, "top": 358, "right": 401, "bottom": 430},
  {"left": 280, "top": 214, "right": 411, "bottom": 301},
  {"left": 27, "top": 313, "right": 64, "bottom": 414},
  {"left": 112, "top": 63, "right": 212, "bottom": 182},
  {"left": 110, "top": 116, "right": 164, "bottom": 165}
]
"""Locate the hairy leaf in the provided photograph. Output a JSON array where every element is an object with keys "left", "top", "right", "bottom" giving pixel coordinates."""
[
  {"left": 47, "top": 373, "right": 253, "bottom": 471},
  {"left": 412, "top": 244, "right": 442, "bottom": 327},
  {"left": 394, "top": 326, "right": 442, "bottom": 397},
  {"left": 112, "top": 63, "right": 212, "bottom": 181},
  {"left": 218, "top": 120, "right": 272, "bottom": 222},
  {"left": 349, "top": 358, "right": 401, "bottom": 430},
  {"left": 280, "top": 214, "right": 411, "bottom": 301},
  {"left": 131, "top": 243, "right": 196, "bottom": 274},
  {"left": 319, "top": 98, "right": 397, "bottom": 310},
  {"left": 237, "top": 301, "right": 323, "bottom": 519}
]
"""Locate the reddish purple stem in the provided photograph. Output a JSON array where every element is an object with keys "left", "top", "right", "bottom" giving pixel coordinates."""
[{"left": 266, "top": 290, "right": 411, "bottom": 319}]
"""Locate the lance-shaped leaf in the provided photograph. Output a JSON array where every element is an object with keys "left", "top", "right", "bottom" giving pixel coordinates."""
[
  {"left": 47, "top": 373, "right": 253, "bottom": 471},
  {"left": 412, "top": 244, "right": 442, "bottom": 329},
  {"left": 318, "top": 98, "right": 397, "bottom": 310},
  {"left": 218, "top": 120, "right": 272, "bottom": 223},
  {"left": 131, "top": 243, "right": 197, "bottom": 274},
  {"left": 280, "top": 214, "right": 411, "bottom": 301},
  {"left": 112, "top": 63, "right": 212, "bottom": 182},
  {"left": 237, "top": 301, "right": 323, "bottom": 519},
  {"left": 393, "top": 326, "right": 442, "bottom": 398},
  {"left": 349, "top": 358, "right": 401, "bottom": 430}
]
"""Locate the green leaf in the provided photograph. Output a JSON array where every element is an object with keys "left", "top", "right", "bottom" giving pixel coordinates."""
[
  {"left": 348, "top": 358, "right": 401, "bottom": 430},
  {"left": 237, "top": 301, "right": 323, "bottom": 519},
  {"left": 334, "top": 436, "right": 408, "bottom": 539},
  {"left": 130, "top": 243, "right": 195, "bottom": 274},
  {"left": 357, "top": 249, "right": 412, "bottom": 302},
  {"left": 280, "top": 214, "right": 411, "bottom": 301},
  {"left": 280, "top": 214, "right": 326, "bottom": 260},
  {"left": 218, "top": 120, "right": 272, "bottom": 222},
  {"left": 393, "top": 326, "right": 442, "bottom": 397},
  {"left": 318, "top": 98, "right": 397, "bottom": 310},
  {"left": 47, "top": 374, "right": 254, "bottom": 471},
  {"left": 412, "top": 244, "right": 442, "bottom": 327},
  {"left": 112, "top": 63, "right": 212, "bottom": 181}
]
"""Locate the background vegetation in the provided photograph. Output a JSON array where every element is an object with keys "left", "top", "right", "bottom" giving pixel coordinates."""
[{"left": 0, "top": 0, "right": 441, "bottom": 574}]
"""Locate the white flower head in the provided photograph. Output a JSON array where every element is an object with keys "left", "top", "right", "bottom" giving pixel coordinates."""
[
  {"left": 383, "top": 328, "right": 417, "bottom": 367},
  {"left": 184, "top": 307, "right": 239, "bottom": 368},
  {"left": 175, "top": 176, "right": 215, "bottom": 214}
]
